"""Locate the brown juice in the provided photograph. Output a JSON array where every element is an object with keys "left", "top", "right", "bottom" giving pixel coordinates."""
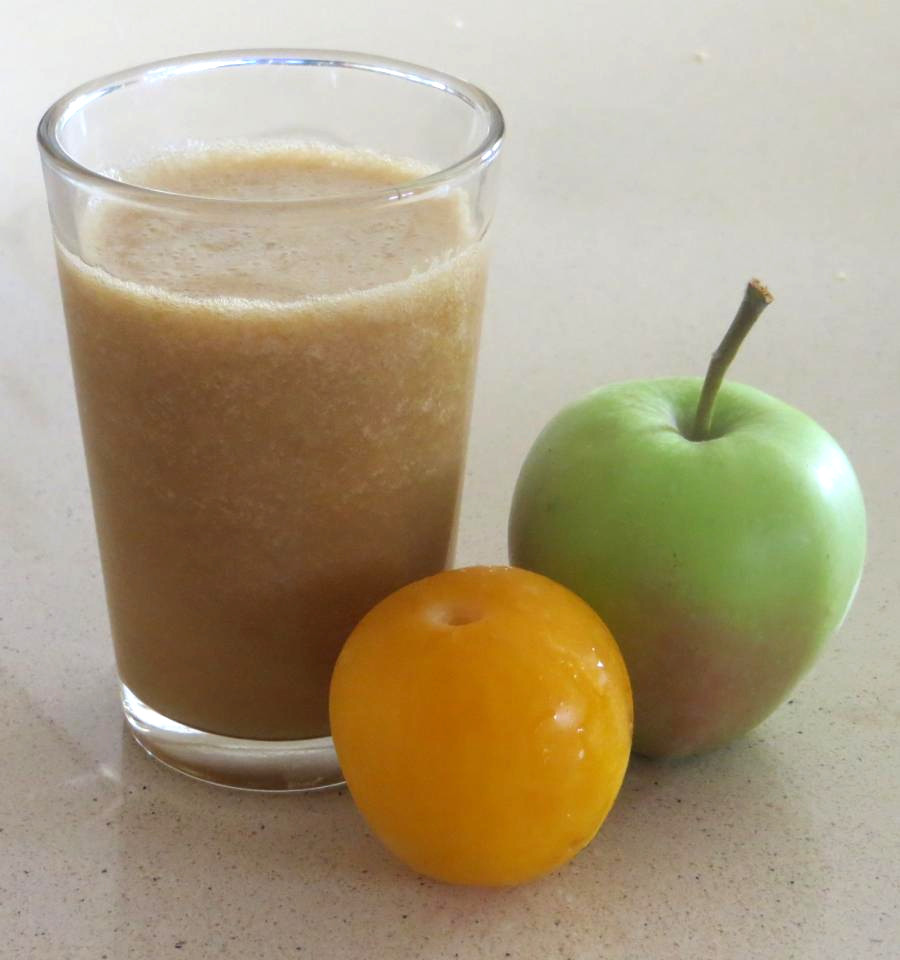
[{"left": 57, "top": 145, "right": 486, "bottom": 740}]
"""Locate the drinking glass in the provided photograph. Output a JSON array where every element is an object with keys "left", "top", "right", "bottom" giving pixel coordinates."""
[{"left": 38, "top": 50, "right": 503, "bottom": 791}]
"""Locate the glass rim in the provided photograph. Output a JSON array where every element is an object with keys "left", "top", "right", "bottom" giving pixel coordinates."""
[{"left": 37, "top": 49, "right": 505, "bottom": 212}]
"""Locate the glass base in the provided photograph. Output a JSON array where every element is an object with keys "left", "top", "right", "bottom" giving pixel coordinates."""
[{"left": 121, "top": 683, "right": 344, "bottom": 792}]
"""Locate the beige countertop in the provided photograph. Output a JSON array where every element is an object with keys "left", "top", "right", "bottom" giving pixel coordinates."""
[{"left": 2, "top": 2, "right": 898, "bottom": 957}]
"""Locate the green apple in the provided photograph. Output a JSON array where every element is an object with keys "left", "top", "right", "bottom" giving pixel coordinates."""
[{"left": 509, "top": 281, "right": 866, "bottom": 758}]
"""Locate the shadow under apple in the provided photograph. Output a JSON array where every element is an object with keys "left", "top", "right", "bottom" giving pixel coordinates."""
[{"left": 565, "top": 734, "right": 828, "bottom": 954}]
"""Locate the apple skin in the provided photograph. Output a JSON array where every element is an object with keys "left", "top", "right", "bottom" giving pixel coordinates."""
[{"left": 509, "top": 377, "right": 866, "bottom": 758}]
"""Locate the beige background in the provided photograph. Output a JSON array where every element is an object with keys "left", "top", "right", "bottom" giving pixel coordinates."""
[{"left": 2, "top": 1, "right": 898, "bottom": 957}]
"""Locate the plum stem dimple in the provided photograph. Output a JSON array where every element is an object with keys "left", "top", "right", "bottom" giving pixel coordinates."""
[
  {"left": 437, "top": 604, "right": 483, "bottom": 627},
  {"left": 689, "top": 279, "right": 774, "bottom": 442}
]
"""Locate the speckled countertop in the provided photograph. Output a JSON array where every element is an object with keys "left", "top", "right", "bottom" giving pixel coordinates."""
[{"left": 2, "top": 2, "right": 899, "bottom": 958}]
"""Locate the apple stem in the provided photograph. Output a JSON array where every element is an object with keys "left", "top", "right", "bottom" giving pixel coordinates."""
[{"left": 689, "top": 279, "right": 774, "bottom": 441}]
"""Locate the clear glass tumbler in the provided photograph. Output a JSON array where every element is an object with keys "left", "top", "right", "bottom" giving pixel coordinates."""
[{"left": 38, "top": 51, "right": 503, "bottom": 791}]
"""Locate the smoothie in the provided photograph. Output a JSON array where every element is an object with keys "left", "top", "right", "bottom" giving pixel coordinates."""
[{"left": 57, "top": 145, "right": 486, "bottom": 740}]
